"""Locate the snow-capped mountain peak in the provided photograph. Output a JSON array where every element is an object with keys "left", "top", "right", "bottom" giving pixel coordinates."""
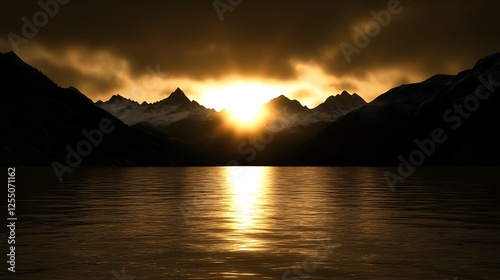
[
  {"left": 97, "top": 89, "right": 366, "bottom": 131},
  {"left": 97, "top": 88, "right": 213, "bottom": 126}
]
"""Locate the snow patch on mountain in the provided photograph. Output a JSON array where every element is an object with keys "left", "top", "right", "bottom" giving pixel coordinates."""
[
  {"left": 97, "top": 89, "right": 366, "bottom": 131},
  {"left": 96, "top": 88, "right": 215, "bottom": 126}
]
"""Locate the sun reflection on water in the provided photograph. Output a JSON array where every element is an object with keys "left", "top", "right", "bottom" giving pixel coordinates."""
[{"left": 225, "top": 166, "right": 271, "bottom": 251}]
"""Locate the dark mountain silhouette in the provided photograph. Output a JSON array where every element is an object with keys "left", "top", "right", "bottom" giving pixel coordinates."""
[
  {"left": 96, "top": 87, "right": 366, "bottom": 164},
  {"left": 3, "top": 50, "right": 499, "bottom": 167},
  {"left": 96, "top": 88, "right": 214, "bottom": 126},
  {"left": 265, "top": 95, "right": 309, "bottom": 113},
  {"left": 97, "top": 90, "right": 365, "bottom": 130},
  {"left": 293, "top": 53, "right": 500, "bottom": 166},
  {"left": 160, "top": 87, "right": 192, "bottom": 105},
  {"left": 262, "top": 92, "right": 366, "bottom": 126},
  {"left": 0, "top": 51, "right": 200, "bottom": 166},
  {"left": 314, "top": 91, "right": 367, "bottom": 113},
  {"left": 155, "top": 87, "right": 203, "bottom": 111}
]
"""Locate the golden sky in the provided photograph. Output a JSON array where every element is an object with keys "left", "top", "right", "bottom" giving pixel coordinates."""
[{"left": 1, "top": 0, "right": 500, "bottom": 110}]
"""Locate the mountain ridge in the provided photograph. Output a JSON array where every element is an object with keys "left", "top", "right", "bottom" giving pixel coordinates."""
[
  {"left": 2, "top": 51, "right": 500, "bottom": 166},
  {"left": 0, "top": 51, "right": 201, "bottom": 167},
  {"left": 292, "top": 52, "right": 500, "bottom": 166},
  {"left": 97, "top": 88, "right": 366, "bottom": 129}
]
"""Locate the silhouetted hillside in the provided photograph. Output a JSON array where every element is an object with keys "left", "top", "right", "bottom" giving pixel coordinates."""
[
  {"left": 294, "top": 54, "right": 500, "bottom": 166},
  {"left": 0, "top": 52, "right": 200, "bottom": 167},
  {"left": 3, "top": 50, "right": 499, "bottom": 167},
  {"left": 96, "top": 88, "right": 366, "bottom": 165}
]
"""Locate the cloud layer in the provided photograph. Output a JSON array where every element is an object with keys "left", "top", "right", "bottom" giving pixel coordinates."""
[{"left": 2, "top": 0, "right": 500, "bottom": 107}]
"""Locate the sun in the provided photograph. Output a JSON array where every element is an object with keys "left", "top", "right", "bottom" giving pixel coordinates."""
[
  {"left": 200, "top": 81, "right": 277, "bottom": 128},
  {"left": 227, "top": 95, "right": 265, "bottom": 125}
]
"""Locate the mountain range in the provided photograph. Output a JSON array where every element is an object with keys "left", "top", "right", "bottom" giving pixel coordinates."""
[
  {"left": 95, "top": 87, "right": 366, "bottom": 130},
  {"left": 0, "top": 51, "right": 200, "bottom": 167},
  {"left": 294, "top": 54, "right": 500, "bottom": 166},
  {"left": 94, "top": 75, "right": 366, "bottom": 164},
  {"left": 1, "top": 51, "right": 499, "bottom": 167}
]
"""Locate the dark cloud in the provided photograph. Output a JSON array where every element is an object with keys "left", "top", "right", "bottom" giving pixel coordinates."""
[
  {"left": 28, "top": 57, "right": 127, "bottom": 96},
  {"left": 330, "top": 80, "right": 359, "bottom": 93},
  {"left": 1, "top": 0, "right": 500, "bottom": 101},
  {"left": 326, "top": 0, "right": 500, "bottom": 76},
  {"left": 290, "top": 89, "right": 315, "bottom": 101}
]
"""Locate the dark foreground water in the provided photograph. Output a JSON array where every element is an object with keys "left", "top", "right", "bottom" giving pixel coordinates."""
[{"left": 2, "top": 167, "right": 500, "bottom": 279}]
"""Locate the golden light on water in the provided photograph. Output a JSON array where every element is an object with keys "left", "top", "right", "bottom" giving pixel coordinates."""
[{"left": 225, "top": 167, "right": 270, "bottom": 251}]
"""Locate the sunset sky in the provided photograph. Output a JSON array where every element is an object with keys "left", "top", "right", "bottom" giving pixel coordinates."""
[{"left": 2, "top": 0, "right": 500, "bottom": 111}]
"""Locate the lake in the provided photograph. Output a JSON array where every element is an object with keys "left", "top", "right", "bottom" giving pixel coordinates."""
[{"left": 4, "top": 167, "right": 500, "bottom": 279}]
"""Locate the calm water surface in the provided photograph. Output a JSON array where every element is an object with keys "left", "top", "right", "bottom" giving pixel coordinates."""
[{"left": 4, "top": 167, "right": 500, "bottom": 279}]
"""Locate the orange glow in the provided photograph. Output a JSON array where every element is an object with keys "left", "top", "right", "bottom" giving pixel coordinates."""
[
  {"left": 18, "top": 45, "right": 412, "bottom": 112},
  {"left": 200, "top": 81, "right": 278, "bottom": 129},
  {"left": 229, "top": 103, "right": 265, "bottom": 126},
  {"left": 225, "top": 91, "right": 265, "bottom": 125},
  {"left": 162, "top": 65, "right": 407, "bottom": 113}
]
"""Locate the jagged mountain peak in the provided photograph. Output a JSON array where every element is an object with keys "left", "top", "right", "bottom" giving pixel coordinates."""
[
  {"left": 156, "top": 87, "right": 192, "bottom": 106},
  {"left": 325, "top": 90, "right": 359, "bottom": 101},
  {"left": 0, "top": 51, "right": 28, "bottom": 68},
  {"left": 96, "top": 87, "right": 209, "bottom": 126},
  {"left": 110, "top": 94, "right": 125, "bottom": 100},
  {"left": 316, "top": 91, "right": 367, "bottom": 112},
  {"left": 297, "top": 53, "right": 500, "bottom": 166},
  {"left": 472, "top": 52, "right": 500, "bottom": 72},
  {"left": 0, "top": 51, "right": 33, "bottom": 70},
  {"left": 0, "top": 52, "right": 192, "bottom": 166},
  {"left": 100, "top": 94, "right": 140, "bottom": 107},
  {"left": 0, "top": 51, "right": 59, "bottom": 90},
  {"left": 109, "top": 94, "right": 133, "bottom": 102},
  {"left": 267, "top": 94, "right": 291, "bottom": 105},
  {"left": 276, "top": 94, "right": 291, "bottom": 100},
  {"left": 68, "top": 86, "right": 81, "bottom": 93},
  {"left": 170, "top": 87, "right": 188, "bottom": 99},
  {"left": 170, "top": 87, "right": 189, "bottom": 100},
  {"left": 266, "top": 95, "right": 306, "bottom": 112}
]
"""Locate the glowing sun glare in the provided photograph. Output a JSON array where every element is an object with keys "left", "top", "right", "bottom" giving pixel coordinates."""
[
  {"left": 202, "top": 82, "right": 276, "bottom": 128},
  {"left": 227, "top": 97, "right": 264, "bottom": 125}
]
